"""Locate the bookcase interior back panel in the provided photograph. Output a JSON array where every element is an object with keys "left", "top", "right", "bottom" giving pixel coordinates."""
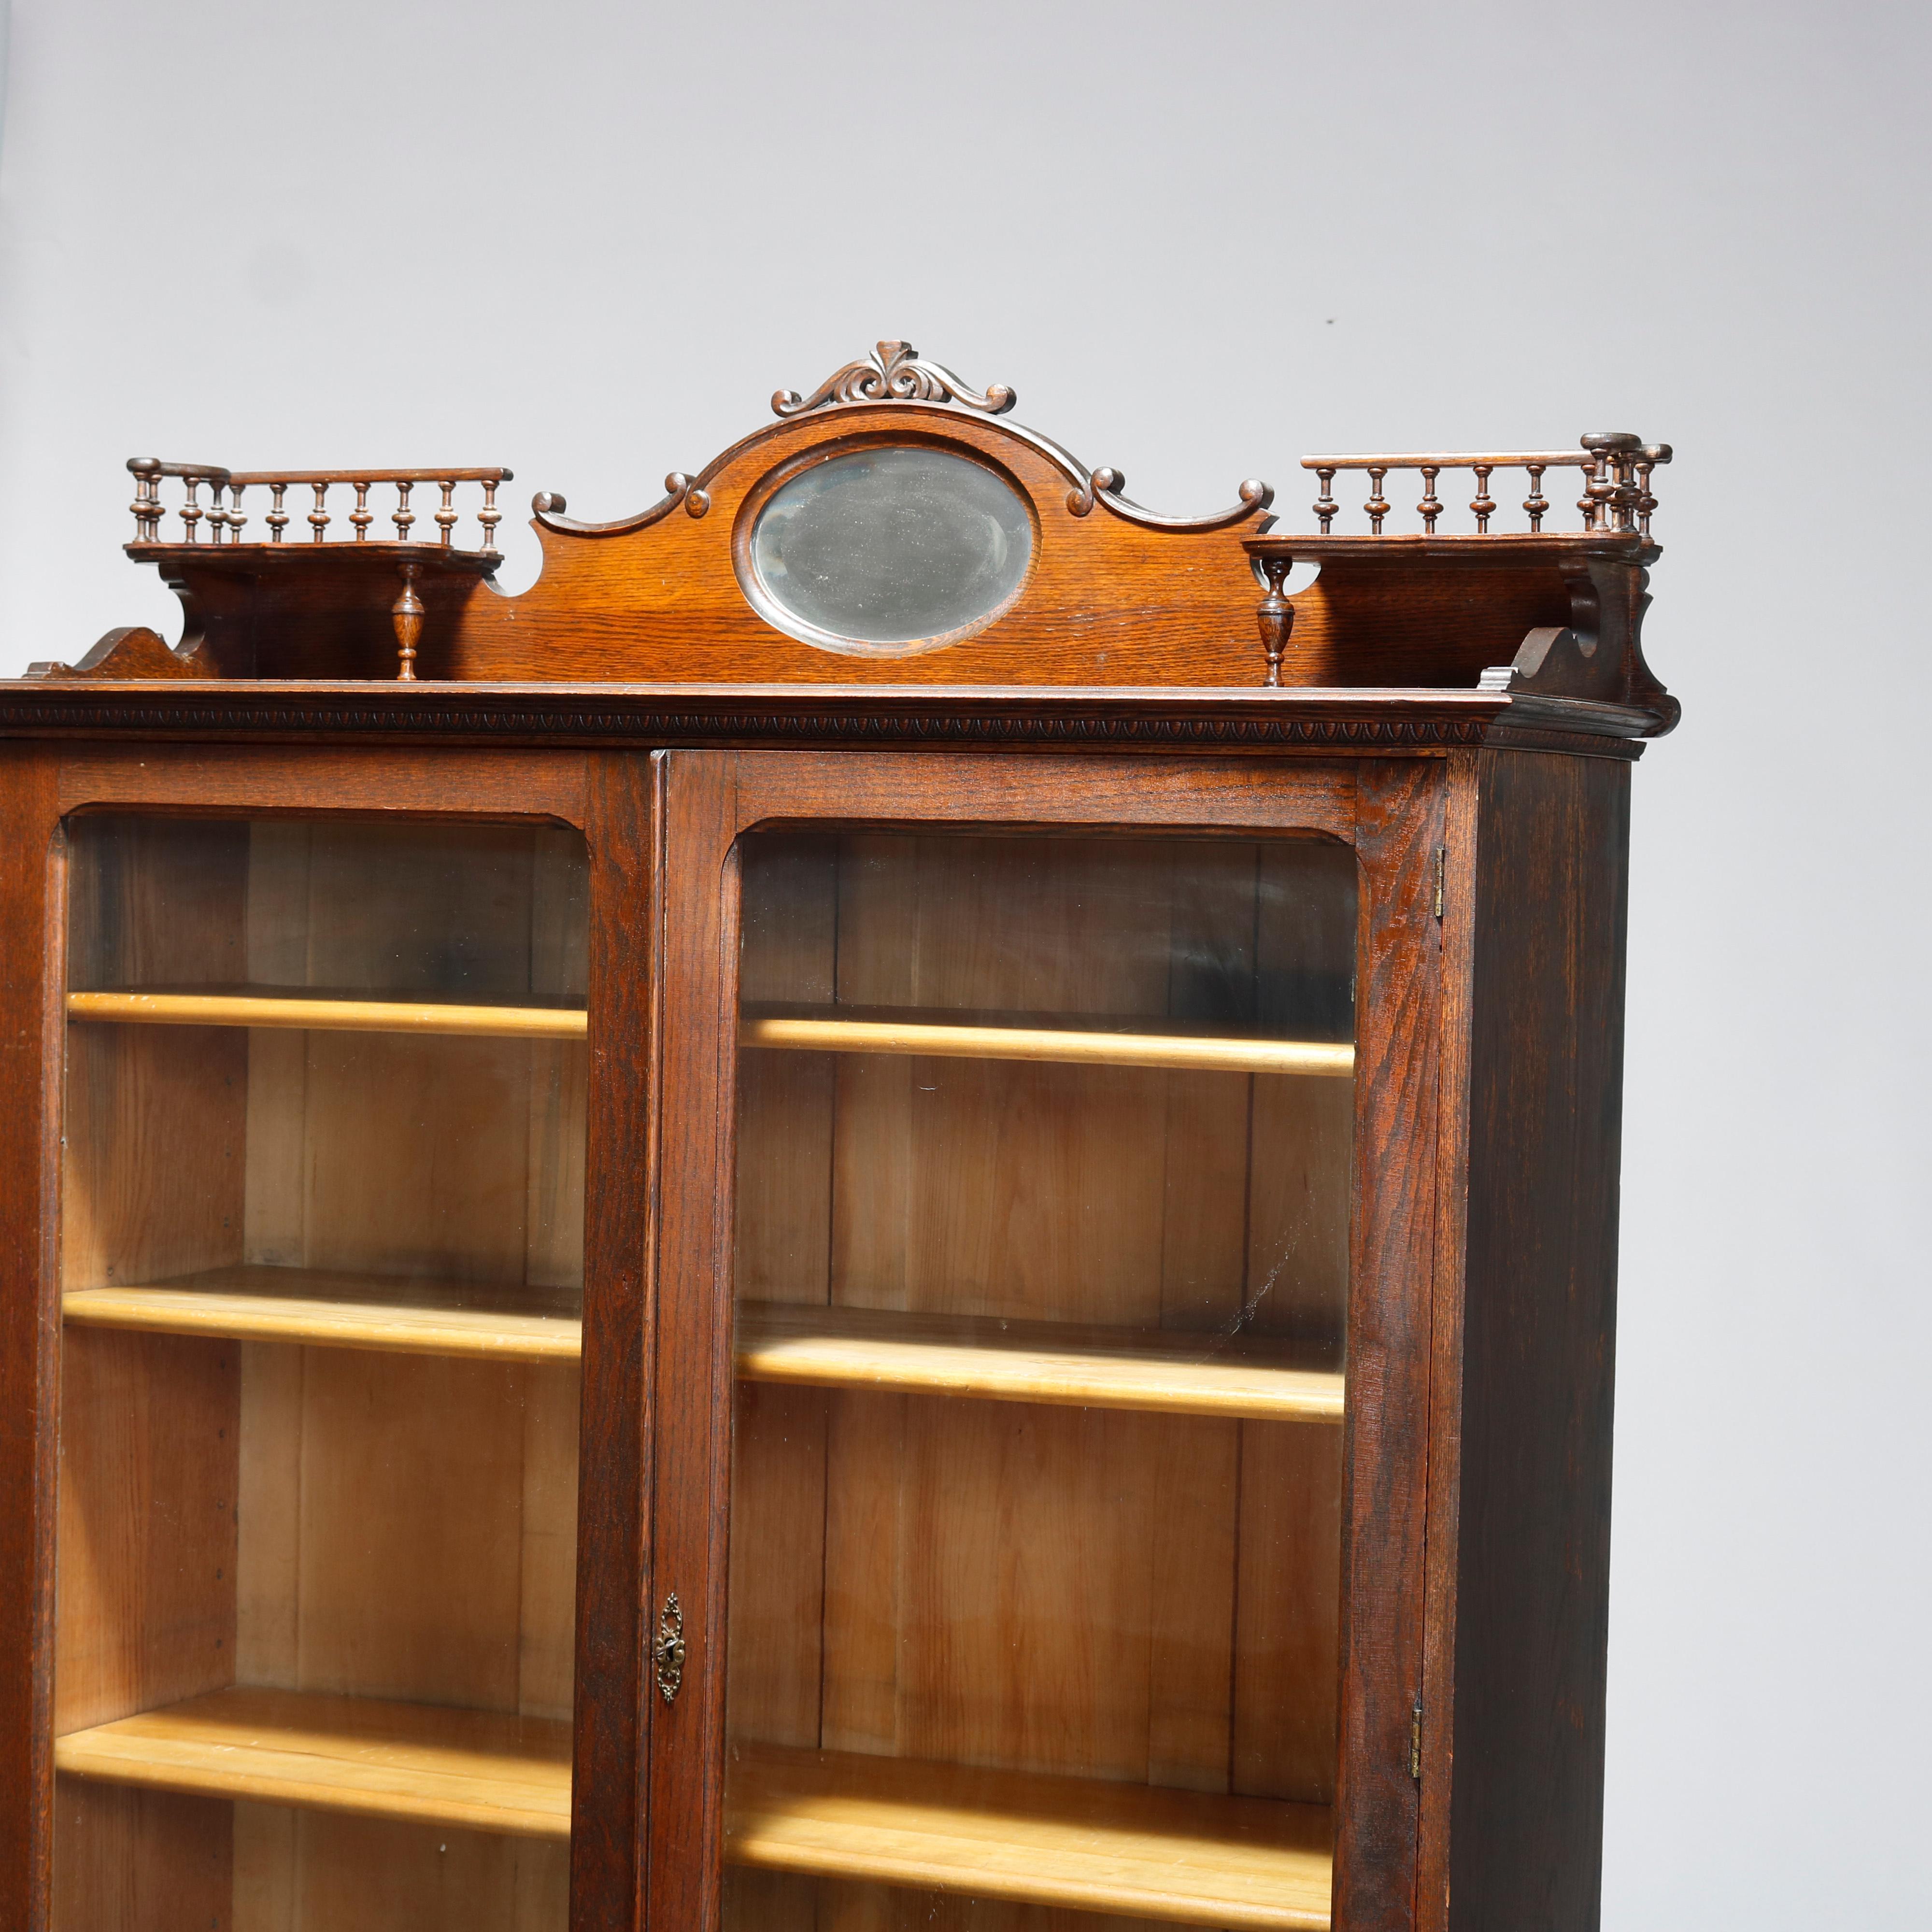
[
  {"left": 726, "top": 831, "right": 1356, "bottom": 1932},
  {"left": 53, "top": 815, "right": 588, "bottom": 1932}
]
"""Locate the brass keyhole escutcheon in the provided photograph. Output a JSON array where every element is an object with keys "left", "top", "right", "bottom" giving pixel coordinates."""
[{"left": 653, "top": 1593, "right": 686, "bottom": 1704}]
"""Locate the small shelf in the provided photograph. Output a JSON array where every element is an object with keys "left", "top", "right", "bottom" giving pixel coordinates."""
[
  {"left": 727, "top": 1743, "right": 1333, "bottom": 1931},
  {"left": 739, "top": 1302, "right": 1345, "bottom": 1423},
  {"left": 66, "top": 987, "right": 588, "bottom": 1040},
  {"left": 54, "top": 1686, "right": 570, "bottom": 1839},
  {"left": 63, "top": 1265, "right": 583, "bottom": 1362},
  {"left": 740, "top": 1004, "right": 1354, "bottom": 1078}
]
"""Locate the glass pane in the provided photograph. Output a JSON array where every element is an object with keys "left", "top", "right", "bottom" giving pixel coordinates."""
[
  {"left": 53, "top": 816, "right": 587, "bottom": 1931},
  {"left": 726, "top": 831, "right": 1356, "bottom": 1932},
  {"left": 747, "top": 445, "right": 1033, "bottom": 648}
]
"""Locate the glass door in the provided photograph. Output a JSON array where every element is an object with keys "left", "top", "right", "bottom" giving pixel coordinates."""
[
  {"left": 720, "top": 826, "right": 1357, "bottom": 1932},
  {"left": 51, "top": 812, "right": 589, "bottom": 1930}
]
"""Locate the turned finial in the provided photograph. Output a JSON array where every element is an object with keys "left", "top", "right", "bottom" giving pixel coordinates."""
[
  {"left": 1256, "top": 556, "right": 1295, "bottom": 686},
  {"left": 392, "top": 563, "right": 425, "bottom": 680}
]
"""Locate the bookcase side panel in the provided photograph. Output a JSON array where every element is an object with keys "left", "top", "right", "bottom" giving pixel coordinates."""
[{"left": 1445, "top": 750, "right": 1631, "bottom": 1932}]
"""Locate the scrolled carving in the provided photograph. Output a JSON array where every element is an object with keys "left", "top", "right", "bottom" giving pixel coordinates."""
[
  {"left": 532, "top": 471, "right": 710, "bottom": 537},
  {"left": 773, "top": 340, "right": 1017, "bottom": 419},
  {"left": 1065, "top": 467, "right": 1127, "bottom": 517},
  {"left": 1067, "top": 468, "right": 1274, "bottom": 534}
]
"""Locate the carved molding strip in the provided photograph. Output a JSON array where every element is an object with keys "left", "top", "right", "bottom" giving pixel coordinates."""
[
  {"left": 773, "top": 341, "right": 1017, "bottom": 419},
  {"left": 0, "top": 693, "right": 1648, "bottom": 754}
]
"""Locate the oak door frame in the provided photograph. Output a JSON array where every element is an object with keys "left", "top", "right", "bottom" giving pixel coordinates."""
[
  {"left": 0, "top": 742, "right": 659, "bottom": 1932},
  {"left": 648, "top": 747, "right": 1446, "bottom": 1932}
]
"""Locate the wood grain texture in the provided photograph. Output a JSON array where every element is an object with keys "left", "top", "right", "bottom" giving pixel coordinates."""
[
  {"left": 0, "top": 751, "right": 82, "bottom": 1928},
  {"left": 1328, "top": 758, "right": 1443, "bottom": 1932},
  {"left": 265, "top": 407, "right": 1283, "bottom": 688},
  {"left": 658, "top": 754, "right": 1378, "bottom": 1932},
  {"left": 42, "top": 772, "right": 597, "bottom": 1932},
  {"left": 724, "top": 1743, "right": 1333, "bottom": 1931},
  {"left": 569, "top": 752, "right": 661, "bottom": 1932},
  {"left": 55, "top": 746, "right": 589, "bottom": 827},
  {"left": 232, "top": 1801, "right": 570, "bottom": 1932},
  {"left": 742, "top": 1006, "right": 1352, "bottom": 1076},
  {"left": 52, "top": 1779, "right": 231, "bottom": 1932},
  {"left": 648, "top": 749, "right": 743, "bottom": 1932},
  {"left": 67, "top": 988, "right": 587, "bottom": 1037},
  {"left": 1235, "top": 1421, "right": 1346, "bottom": 1806},
  {"left": 63, "top": 1266, "right": 583, "bottom": 1361},
  {"left": 1414, "top": 754, "right": 1480, "bottom": 1932},
  {"left": 54, "top": 1685, "right": 571, "bottom": 1837},
  {"left": 292, "top": 1348, "right": 530, "bottom": 1708},
  {"left": 75, "top": 397, "right": 1670, "bottom": 708},
  {"left": 738, "top": 1302, "right": 1344, "bottom": 1422},
  {"left": 1432, "top": 751, "right": 1631, "bottom": 1932},
  {"left": 819, "top": 1391, "right": 1245, "bottom": 1783},
  {"left": 53, "top": 1330, "right": 239, "bottom": 1734}
]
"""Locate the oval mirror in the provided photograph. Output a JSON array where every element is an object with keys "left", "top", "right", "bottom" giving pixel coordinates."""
[{"left": 743, "top": 445, "right": 1033, "bottom": 652}]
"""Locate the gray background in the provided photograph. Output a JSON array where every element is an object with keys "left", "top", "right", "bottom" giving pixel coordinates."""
[{"left": 1, "top": 2, "right": 1925, "bottom": 1922}]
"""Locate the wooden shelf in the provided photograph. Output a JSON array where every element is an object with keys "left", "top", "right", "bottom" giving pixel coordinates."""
[
  {"left": 63, "top": 1265, "right": 583, "bottom": 1363},
  {"left": 66, "top": 987, "right": 588, "bottom": 1040},
  {"left": 54, "top": 1686, "right": 570, "bottom": 1839},
  {"left": 727, "top": 1743, "right": 1333, "bottom": 1931},
  {"left": 740, "top": 1004, "right": 1354, "bottom": 1078},
  {"left": 60, "top": 1277, "right": 1341, "bottom": 1421},
  {"left": 739, "top": 1302, "right": 1345, "bottom": 1423}
]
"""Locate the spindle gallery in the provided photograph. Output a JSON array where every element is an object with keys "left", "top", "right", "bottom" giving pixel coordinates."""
[
  {"left": 0, "top": 341, "right": 1677, "bottom": 1932},
  {"left": 125, "top": 460, "right": 510, "bottom": 551}
]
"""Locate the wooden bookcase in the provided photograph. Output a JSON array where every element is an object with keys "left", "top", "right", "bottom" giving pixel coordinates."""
[{"left": 0, "top": 343, "right": 1674, "bottom": 1932}]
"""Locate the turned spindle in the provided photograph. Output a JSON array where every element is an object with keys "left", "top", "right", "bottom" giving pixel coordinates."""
[
  {"left": 1635, "top": 443, "right": 1670, "bottom": 537},
  {"left": 392, "top": 563, "right": 425, "bottom": 681},
  {"left": 1470, "top": 464, "right": 1495, "bottom": 534},
  {"left": 180, "top": 478, "right": 202, "bottom": 544},
  {"left": 1524, "top": 463, "right": 1549, "bottom": 533},
  {"left": 308, "top": 481, "right": 330, "bottom": 542},
  {"left": 1580, "top": 433, "right": 1641, "bottom": 533},
  {"left": 393, "top": 481, "right": 415, "bottom": 542},
  {"left": 1365, "top": 466, "right": 1390, "bottom": 535},
  {"left": 1255, "top": 556, "right": 1295, "bottom": 686},
  {"left": 351, "top": 481, "right": 373, "bottom": 541},
  {"left": 267, "top": 483, "right": 289, "bottom": 542},
  {"left": 436, "top": 480, "right": 457, "bottom": 547},
  {"left": 127, "top": 458, "right": 162, "bottom": 542},
  {"left": 478, "top": 479, "right": 502, "bottom": 555},
  {"left": 1313, "top": 467, "right": 1338, "bottom": 534},
  {"left": 1418, "top": 465, "right": 1442, "bottom": 534}
]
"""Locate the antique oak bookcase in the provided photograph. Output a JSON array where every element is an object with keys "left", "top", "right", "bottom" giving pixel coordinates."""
[{"left": 0, "top": 344, "right": 1675, "bottom": 1932}]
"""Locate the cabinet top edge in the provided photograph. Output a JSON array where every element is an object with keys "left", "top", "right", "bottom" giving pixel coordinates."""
[{"left": 0, "top": 681, "right": 1648, "bottom": 760}]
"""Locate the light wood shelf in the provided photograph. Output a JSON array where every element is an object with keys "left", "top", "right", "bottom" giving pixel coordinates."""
[
  {"left": 66, "top": 987, "right": 588, "bottom": 1040},
  {"left": 62, "top": 1265, "right": 584, "bottom": 1363},
  {"left": 739, "top": 1003, "right": 1354, "bottom": 1078},
  {"left": 739, "top": 1302, "right": 1345, "bottom": 1423},
  {"left": 59, "top": 1276, "right": 1341, "bottom": 1421},
  {"left": 54, "top": 1686, "right": 571, "bottom": 1839},
  {"left": 727, "top": 1743, "right": 1333, "bottom": 1931}
]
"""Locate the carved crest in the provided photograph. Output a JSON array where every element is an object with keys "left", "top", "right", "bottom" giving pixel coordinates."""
[{"left": 772, "top": 340, "right": 1017, "bottom": 419}]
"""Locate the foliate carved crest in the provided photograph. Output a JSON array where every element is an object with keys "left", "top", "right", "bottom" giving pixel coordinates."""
[{"left": 772, "top": 341, "right": 1017, "bottom": 419}]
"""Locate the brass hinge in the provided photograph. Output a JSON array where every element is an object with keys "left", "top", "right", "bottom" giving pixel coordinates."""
[
  {"left": 1410, "top": 1694, "right": 1423, "bottom": 1781},
  {"left": 653, "top": 1593, "right": 686, "bottom": 1705},
  {"left": 1434, "top": 847, "right": 1446, "bottom": 921}
]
